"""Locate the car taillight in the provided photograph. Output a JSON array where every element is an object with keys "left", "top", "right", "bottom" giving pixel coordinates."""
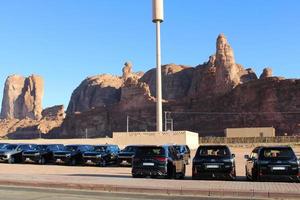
[{"left": 154, "top": 157, "right": 167, "bottom": 162}]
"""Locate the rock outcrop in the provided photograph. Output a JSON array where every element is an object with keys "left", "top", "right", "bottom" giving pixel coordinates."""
[
  {"left": 140, "top": 64, "right": 193, "bottom": 100},
  {"left": 66, "top": 74, "right": 123, "bottom": 114},
  {"left": 1, "top": 75, "right": 44, "bottom": 120},
  {"left": 260, "top": 67, "right": 273, "bottom": 79},
  {"left": 214, "top": 34, "right": 257, "bottom": 94}
]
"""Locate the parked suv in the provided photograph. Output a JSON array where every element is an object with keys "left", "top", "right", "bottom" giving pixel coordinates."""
[
  {"left": 245, "top": 146, "right": 300, "bottom": 182},
  {"left": 0, "top": 144, "right": 37, "bottom": 164},
  {"left": 83, "top": 144, "right": 120, "bottom": 167},
  {"left": 174, "top": 145, "right": 191, "bottom": 165},
  {"left": 132, "top": 145, "right": 186, "bottom": 179},
  {"left": 53, "top": 144, "right": 94, "bottom": 165},
  {"left": 117, "top": 145, "right": 140, "bottom": 166},
  {"left": 22, "top": 144, "right": 65, "bottom": 164},
  {"left": 192, "top": 145, "right": 236, "bottom": 180}
]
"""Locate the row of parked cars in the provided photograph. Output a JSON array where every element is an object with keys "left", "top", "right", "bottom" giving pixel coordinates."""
[
  {"left": 0, "top": 143, "right": 190, "bottom": 167},
  {"left": 0, "top": 142, "right": 299, "bottom": 182}
]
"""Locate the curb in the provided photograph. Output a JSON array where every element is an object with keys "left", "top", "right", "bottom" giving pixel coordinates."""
[{"left": 0, "top": 179, "right": 299, "bottom": 199}]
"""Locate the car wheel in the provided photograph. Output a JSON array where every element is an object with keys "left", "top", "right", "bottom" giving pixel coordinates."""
[
  {"left": 100, "top": 159, "right": 107, "bottom": 167},
  {"left": 39, "top": 157, "right": 46, "bottom": 165},
  {"left": 166, "top": 163, "right": 173, "bottom": 179},
  {"left": 178, "top": 164, "right": 186, "bottom": 179},
  {"left": 8, "top": 157, "right": 15, "bottom": 164},
  {"left": 69, "top": 159, "right": 76, "bottom": 166}
]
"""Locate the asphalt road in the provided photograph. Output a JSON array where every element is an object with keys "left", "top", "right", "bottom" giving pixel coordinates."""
[{"left": 0, "top": 186, "right": 258, "bottom": 200}]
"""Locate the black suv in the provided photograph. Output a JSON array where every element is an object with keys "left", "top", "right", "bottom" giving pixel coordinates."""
[
  {"left": 0, "top": 144, "right": 37, "bottom": 164},
  {"left": 22, "top": 144, "right": 65, "bottom": 164},
  {"left": 174, "top": 145, "right": 191, "bottom": 165},
  {"left": 82, "top": 144, "right": 120, "bottom": 167},
  {"left": 53, "top": 144, "right": 94, "bottom": 165},
  {"left": 192, "top": 145, "right": 236, "bottom": 180},
  {"left": 117, "top": 145, "right": 140, "bottom": 166},
  {"left": 245, "top": 146, "right": 300, "bottom": 182},
  {"left": 132, "top": 145, "right": 186, "bottom": 179}
]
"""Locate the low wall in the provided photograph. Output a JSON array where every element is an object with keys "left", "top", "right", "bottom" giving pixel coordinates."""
[
  {"left": 199, "top": 136, "right": 300, "bottom": 144},
  {"left": 0, "top": 138, "right": 114, "bottom": 145},
  {"left": 113, "top": 131, "right": 199, "bottom": 149}
]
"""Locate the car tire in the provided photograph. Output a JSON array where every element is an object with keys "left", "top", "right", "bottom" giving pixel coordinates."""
[
  {"left": 8, "top": 157, "right": 15, "bottom": 164},
  {"left": 100, "top": 159, "right": 107, "bottom": 167},
  {"left": 177, "top": 164, "right": 186, "bottom": 179},
  {"left": 39, "top": 157, "right": 46, "bottom": 165},
  {"left": 69, "top": 159, "right": 76, "bottom": 166}
]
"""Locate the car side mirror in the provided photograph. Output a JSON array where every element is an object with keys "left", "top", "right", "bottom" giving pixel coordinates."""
[
  {"left": 232, "top": 154, "right": 235, "bottom": 158},
  {"left": 244, "top": 155, "right": 250, "bottom": 160}
]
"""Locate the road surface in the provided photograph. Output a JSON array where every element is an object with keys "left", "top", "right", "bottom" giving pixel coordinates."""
[{"left": 0, "top": 185, "right": 263, "bottom": 200}]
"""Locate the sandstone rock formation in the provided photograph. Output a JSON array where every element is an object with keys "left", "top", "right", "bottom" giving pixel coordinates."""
[
  {"left": 215, "top": 34, "right": 245, "bottom": 94},
  {"left": 1, "top": 75, "right": 44, "bottom": 120},
  {"left": 66, "top": 74, "right": 123, "bottom": 114},
  {"left": 120, "top": 77, "right": 155, "bottom": 110},
  {"left": 1, "top": 33, "right": 299, "bottom": 139},
  {"left": 42, "top": 105, "right": 65, "bottom": 120},
  {"left": 140, "top": 64, "right": 193, "bottom": 100},
  {"left": 60, "top": 34, "right": 299, "bottom": 138},
  {"left": 260, "top": 67, "right": 273, "bottom": 79}
]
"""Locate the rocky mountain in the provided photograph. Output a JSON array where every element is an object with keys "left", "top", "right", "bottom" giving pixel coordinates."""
[
  {"left": 1, "top": 75, "right": 44, "bottom": 120},
  {"left": 0, "top": 34, "right": 299, "bottom": 138}
]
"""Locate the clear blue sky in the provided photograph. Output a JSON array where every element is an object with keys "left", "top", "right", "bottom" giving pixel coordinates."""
[{"left": 0, "top": 0, "right": 299, "bottom": 109}]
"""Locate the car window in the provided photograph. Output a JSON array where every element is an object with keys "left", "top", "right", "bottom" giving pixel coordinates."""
[
  {"left": 260, "top": 148, "right": 296, "bottom": 159},
  {"left": 136, "top": 147, "right": 166, "bottom": 157},
  {"left": 20, "top": 145, "right": 37, "bottom": 151},
  {"left": 94, "top": 146, "right": 107, "bottom": 152},
  {"left": 196, "top": 146, "right": 230, "bottom": 158},
  {"left": 66, "top": 145, "right": 78, "bottom": 151},
  {"left": 2, "top": 144, "right": 18, "bottom": 150},
  {"left": 38, "top": 145, "right": 48, "bottom": 151},
  {"left": 169, "top": 147, "right": 178, "bottom": 159}
]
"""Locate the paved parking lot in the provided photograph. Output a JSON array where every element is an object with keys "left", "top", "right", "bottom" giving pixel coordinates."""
[{"left": 0, "top": 144, "right": 299, "bottom": 199}]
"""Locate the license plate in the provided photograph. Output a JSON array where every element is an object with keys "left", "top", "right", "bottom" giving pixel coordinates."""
[
  {"left": 56, "top": 158, "right": 62, "bottom": 162},
  {"left": 206, "top": 164, "right": 219, "bottom": 169},
  {"left": 143, "top": 162, "right": 154, "bottom": 166},
  {"left": 25, "top": 158, "right": 30, "bottom": 161},
  {"left": 86, "top": 160, "right": 92, "bottom": 163},
  {"left": 272, "top": 166, "right": 286, "bottom": 170},
  {"left": 122, "top": 160, "right": 128, "bottom": 164}
]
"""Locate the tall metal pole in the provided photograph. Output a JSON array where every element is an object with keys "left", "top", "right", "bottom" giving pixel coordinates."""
[
  {"left": 152, "top": 0, "right": 164, "bottom": 132},
  {"left": 156, "top": 22, "right": 163, "bottom": 132},
  {"left": 126, "top": 115, "right": 129, "bottom": 132}
]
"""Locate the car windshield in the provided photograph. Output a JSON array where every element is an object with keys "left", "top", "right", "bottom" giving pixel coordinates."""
[
  {"left": 93, "top": 146, "right": 107, "bottom": 152},
  {"left": 65, "top": 145, "right": 78, "bottom": 151},
  {"left": 21, "top": 145, "right": 37, "bottom": 151},
  {"left": 37, "top": 145, "right": 48, "bottom": 151},
  {"left": 136, "top": 147, "right": 166, "bottom": 157},
  {"left": 260, "top": 148, "right": 296, "bottom": 159},
  {"left": 196, "top": 146, "right": 230, "bottom": 158},
  {"left": 123, "top": 146, "right": 136, "bottom": 152},
  {"left": 2, "top": 144, "right": 18, "bottom": 150},
  {"left": 48, "top": 145, "right": 64, "bottom": 151}
]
